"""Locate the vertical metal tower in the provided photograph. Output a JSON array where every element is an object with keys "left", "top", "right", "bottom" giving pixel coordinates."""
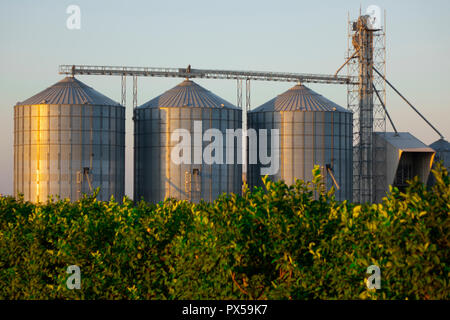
[
  {"left": 347, "top": 11, "right": 386, "bottom": 203},
  {"left": 236, "top": 78, "right": 251, "bottom": 189},
  {"left": 372, "top": 12, "right": 387, "bottom": 202}
]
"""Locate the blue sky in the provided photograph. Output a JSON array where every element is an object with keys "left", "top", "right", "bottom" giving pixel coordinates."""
[{"left": 1, "top": 0, "right": 449, "bottom": 197}]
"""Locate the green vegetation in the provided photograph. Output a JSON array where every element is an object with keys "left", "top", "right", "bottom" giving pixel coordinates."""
[{"left": 0, "top": 164, "right": 448, "bottom": 300}]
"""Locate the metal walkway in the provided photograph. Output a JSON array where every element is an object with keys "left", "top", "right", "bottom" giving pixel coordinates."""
[{"left": 59, "top": 64, "right": 355, "bottom": 84}]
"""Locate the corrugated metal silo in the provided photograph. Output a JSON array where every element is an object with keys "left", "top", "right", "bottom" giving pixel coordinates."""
[
  {"left": 14, "top": 76, "right": 125, "bottom": 202},
  {"left": 427, "top": 138, "right": 450, "bottom": 186},
  {"left": 429, "top": 139, "right": 450, "bottom": 169},
  {"left": 134, "top": 79, "right": 242, "bottom": 203},
  {"left": 248, "top": 83, "right": 353, "bottom": 201}
]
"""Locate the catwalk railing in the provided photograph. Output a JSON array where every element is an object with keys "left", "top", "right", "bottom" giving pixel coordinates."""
[{"left": 59, "top": 64, "right": 356, "bottom": 84}]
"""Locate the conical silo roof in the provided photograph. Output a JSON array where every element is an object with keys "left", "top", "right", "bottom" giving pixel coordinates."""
[
  {"left": 138, "top": 79, "right": 239, "bottom": 109},
  {"left": 16, "top": 76, "right": 121, "bottom": 106},
  {"left": 251, "top": 83, "right": 349, "bottom": 113}
]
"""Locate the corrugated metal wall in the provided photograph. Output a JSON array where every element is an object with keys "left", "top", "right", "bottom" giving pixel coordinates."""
[
  {"left": 14, "top": 94, "right": 125, "bottom": 202},
  {"left": 248, "top": 85, "right": 353, "bottom": 201},
  {"left": 134, "top": 106, "right": 242, "bottom": 203}
]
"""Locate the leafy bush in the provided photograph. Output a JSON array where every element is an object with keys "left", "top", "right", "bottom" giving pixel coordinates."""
[{"left": 0, "top": 164, "right": 448, "bottom": 300}]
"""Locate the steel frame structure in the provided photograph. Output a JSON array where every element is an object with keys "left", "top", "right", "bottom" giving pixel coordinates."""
[
  {"left": 60, "top": 64, "right": 354, "bottom": 112},
  {"left": 60, "top": 65, "right": 353, "bottom": 84},
  {"left": 347, "top": 11, "right": 386, "bottom": 203}
]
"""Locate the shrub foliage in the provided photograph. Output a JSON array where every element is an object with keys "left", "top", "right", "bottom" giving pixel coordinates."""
[{"left": 0, "top": 164, "right": 448, "bottom": 299}]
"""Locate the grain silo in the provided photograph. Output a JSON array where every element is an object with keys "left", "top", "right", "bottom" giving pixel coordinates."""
[
  {"left": 248, "top": 83, "right": 352, "bottom": 201},
  {"left": 14, "top": 76, "right": 125, "bottom": 202},
  {"left": 427, "top": 138, "right": 449, "bottom": 186},
  {"left": 134, "top": 79, "right": 242, "bottom": 203},
  {"left": 429, "top": 139, "right": 450, "bottom": 169}
]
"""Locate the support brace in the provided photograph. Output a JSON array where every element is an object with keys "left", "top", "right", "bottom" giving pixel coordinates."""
[
  {"left": 373, "top": 66, "right": 444, "bottom": 139},
  {"left": 133, "top": 75, "right": 138, "bottom": 109},
  {"left": 121, "top": 75, "right": 126, "bottom": 107}
]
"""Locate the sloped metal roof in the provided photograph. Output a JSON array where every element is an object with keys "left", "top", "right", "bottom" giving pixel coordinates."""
[
  {"left": 250, "top": 83, "right": 350, "bottom": 113},
  {"left": 429, "top": 138, "right": 450, "bottom": 152},
  {"left": 375, "top": 132, "right": 435, "bottom": 152},
  {"left": 16, "top": 77, "right": 121, "bottom": 106},
  {"left": 138, "top": 79, "right": 239, "bottom": 109}
]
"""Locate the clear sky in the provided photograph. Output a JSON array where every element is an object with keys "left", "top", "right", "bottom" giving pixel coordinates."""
[{"left": 1, "top": 0, "right": 449, "bottom": 197}]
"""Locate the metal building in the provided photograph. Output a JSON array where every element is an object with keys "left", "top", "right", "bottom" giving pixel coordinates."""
[
  {"left": 14, "top": 76, "right": 125, "bottom": 202},
  {"left": 373, "top": 132, "right": 435, "bottom": 202},
  {"left": 248, "top": 83, "right": 353, "bottom": 201},
  {"left": 134, "top": 79, "right": 242, "bottom": 203}
]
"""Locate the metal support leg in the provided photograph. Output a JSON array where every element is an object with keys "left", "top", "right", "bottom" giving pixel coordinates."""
[
  {"left": 246, "top": 79, "right": 251, "bottom": 110},
  {"left": 133, "top": 75, "right": 138, "bottom": 109},
  {"left": 237, "top": 79, "right": 242, "bottom": 108},
  {"left": 242, "top": 79, "right": 250, "bottom": 188},
  {"left": 121, "top": 75, "right": 126, "bottom": 107}
]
